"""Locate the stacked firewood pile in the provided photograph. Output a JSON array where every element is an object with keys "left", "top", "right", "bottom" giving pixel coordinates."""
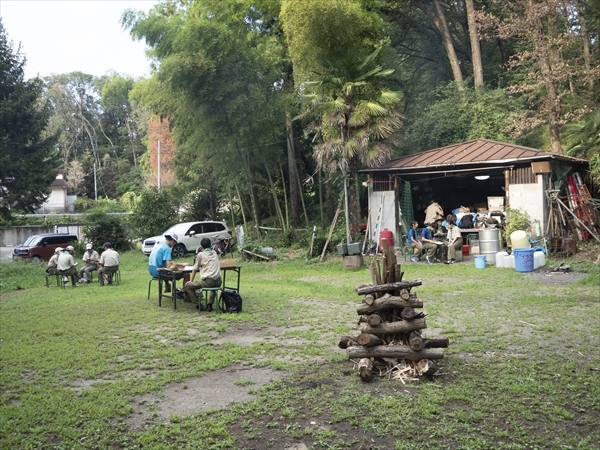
[{"left": 338, "top": 241, "right": 448, "bottom": 382}]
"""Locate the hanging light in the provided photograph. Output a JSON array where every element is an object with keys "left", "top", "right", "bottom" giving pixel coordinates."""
[{"left": 474, "top": 175, "right": 490, "bottom": 180}]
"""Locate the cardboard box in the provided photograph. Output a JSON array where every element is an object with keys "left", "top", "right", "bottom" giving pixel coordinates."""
[{"left": 531, "top": 161, "right": 551, "bottom": 174}]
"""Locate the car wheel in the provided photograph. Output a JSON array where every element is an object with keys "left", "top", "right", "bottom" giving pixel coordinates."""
[
  {"left": 172, "top": 244, "right": 186, "bottom": 259},
  {"left": 31, "top": 256, "right": 41, "bottom": 263}
]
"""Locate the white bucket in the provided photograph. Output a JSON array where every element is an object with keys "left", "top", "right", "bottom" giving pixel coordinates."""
[{"left": 510, "top": 230, "right": 530, "bottom": 249}]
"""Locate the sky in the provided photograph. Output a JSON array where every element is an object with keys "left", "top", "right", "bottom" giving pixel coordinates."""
[{"left": 0, "top": 0, "right": 158, "bottom": 80}]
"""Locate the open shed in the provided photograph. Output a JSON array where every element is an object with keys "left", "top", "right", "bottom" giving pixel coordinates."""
[{"left": 362, "top": 139, "right": 591, "bottom": 248}]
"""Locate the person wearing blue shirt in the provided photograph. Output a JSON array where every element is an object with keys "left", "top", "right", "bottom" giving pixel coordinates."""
[
  {"left": 421, "top": 222, "right": 440, "bottom": 264},
  {"left": 407, "top": 221, "right": 423, "bottom": 263},
  {"left": 149, "top": 233, "right": 179, "bottom": 293}
]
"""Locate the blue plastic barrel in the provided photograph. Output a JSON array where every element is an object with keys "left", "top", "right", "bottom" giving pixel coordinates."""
[
  {"left": 474, "top": 255, "right": 486, "bottom": 269},
  {"left": 513, "top": 248, "right": 535, "bottom": 272}
]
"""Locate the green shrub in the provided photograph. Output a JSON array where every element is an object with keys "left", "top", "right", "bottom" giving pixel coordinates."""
[
  {"left": 504, "top": 207, "right": 531, "bottom": 245},
  {"left": 82, "top": 209, "right": 132, "bottom": 251}
]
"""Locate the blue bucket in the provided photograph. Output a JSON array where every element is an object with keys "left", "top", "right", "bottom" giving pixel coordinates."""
[
  {"left": 513, "top": 248, "right": 535, "bottom": 272},
  {"left": 474, "top": 255, "right": 486, "bottom": 269}
]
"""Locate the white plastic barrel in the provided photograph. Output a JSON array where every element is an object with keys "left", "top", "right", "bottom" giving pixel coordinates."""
[
  {"left": 510, "top": 230, "right": 530, "bottom": 249},
  {"left": 504, "top": 254, "right": 515, "bottom": 269},
  {"left": 534, "top": 251, "right": 546, "bottom": 269}
]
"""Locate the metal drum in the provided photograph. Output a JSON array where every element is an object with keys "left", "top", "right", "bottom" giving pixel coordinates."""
[{"left": 478, "top": 228, "right": 501, "bottom": 264}]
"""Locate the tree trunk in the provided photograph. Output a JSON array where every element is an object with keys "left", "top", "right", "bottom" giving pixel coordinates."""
[
  {"left": 338, "top": 335, "right": 359, "bottom": 349},
  {"left": 415, "top": 359, "right": 438, "bottom": 377},
  {"left": 347, "top": 345, "right": 444, "bottom": 361},
  {"left": 409, "top": 331, "right": 424, "bottom": 351},
  {"left": 423, "top": 337, "right": 450, "bottom": 349},
  {"left": 465, "top": 0, "right": 484, "bottom": 88},
  {"left": 367, "top": 314, "right": 382, "bottom": 326},
  {"left": 579, "top": 6, "right": 593, "bottom": 90},
  {"left": 432, "top": 0, "right": 465, "bottom": 89},
  {"left": 285, "top": 111, "right": 300, "bottom": 225}
]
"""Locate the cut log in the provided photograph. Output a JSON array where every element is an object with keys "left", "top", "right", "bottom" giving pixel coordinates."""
[
  {"left": 401, "top": 307, "right": 418, "bottom": 321},
  {"left": 355, "top": 279, "right": 422, "bottom": 295},
  {"left": 409, "top": 331, "right": 424, "bottom": 351},
  {"left": 338, "top": 336, "right": 359, "bottom": 349},
  {"left": 360, "top": 317, "right": 427, "bottom": 336},
  {"left": 362, "top": 294, "right": 375, "bottom": 305},
  {"left": 423, "top": 337, "right": 450, "bottom": 349},
  {"left": 357, "top": 358, "right": 373, "bottom": 382},
  {"left": 356, "top": 293, "right": 423, "bottom": 315},
  {"left": 347, "top": 345, "right": 444, "bottom": 361},
  {"left": 415, "top": 359, "right": 437, "bottom": 377},
  {"left": 367, "top": 314, "right": 382, "bottom": 326},
  {"left": 399, "top": 289, "right": 410, "bottom": 300},
  {"left": 358, "top": 315, "right": 368, "bottom": 323},
  {"left": 356, "top": 333, "right": 383, "bottom": 347}
]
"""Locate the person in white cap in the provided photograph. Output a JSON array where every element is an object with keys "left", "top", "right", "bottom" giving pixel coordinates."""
[
  {"left": 46, "top": 247, "right": 63, "bottom": 275},
  {"left": 148, "top": 233, "right": 180, "bottom": 293},
  {"left": 57, "top": 245, "right": 78, "bottom": 286},
  {"left": 78, "top": 243, "right": 100, "bottom": 283}
]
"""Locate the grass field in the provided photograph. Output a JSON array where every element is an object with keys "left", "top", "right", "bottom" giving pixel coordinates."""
[{"left": 1, "top": 248, "right": 599, "bottom": 449}]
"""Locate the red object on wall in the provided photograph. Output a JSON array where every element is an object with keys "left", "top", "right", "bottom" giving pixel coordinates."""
[{"left": 379, "top": 228, "right": 394, "bottom": 250}]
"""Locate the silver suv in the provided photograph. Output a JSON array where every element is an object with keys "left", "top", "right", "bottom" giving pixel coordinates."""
[{"left": 141, "top": 221, "right": 232, "bottom": 258}]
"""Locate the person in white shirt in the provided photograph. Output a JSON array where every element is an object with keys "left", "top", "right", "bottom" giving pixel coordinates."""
[
  {"left": 98, "top": 242, "right": 120, "bottom": 286},
  {"left": 57, "top": 246, "right": 78, "bottom": 286},
  {"left": 444, "top": 220, "right": 463, "bottom": 264},
  {"left": 46, "top": 247, "right": 63, "bottom": 275},
  {"left": 78, "top": 243, "right": 100, "bottom": 283},
  {"left": 184, "top": 238, "right": 221, "bottom": 312}
]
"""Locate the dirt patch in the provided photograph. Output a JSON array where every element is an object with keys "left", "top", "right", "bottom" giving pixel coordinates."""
[
  {"left": 127, "top": 364, "right": 286, "bottom": 430},
  {"left": 525, "top": 269, "right": 588, "bottom": 285}
]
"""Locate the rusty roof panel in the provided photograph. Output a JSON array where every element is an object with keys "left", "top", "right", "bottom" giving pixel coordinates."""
[{"left": 377, "top": 139, "right": 587, "bottom": 171}]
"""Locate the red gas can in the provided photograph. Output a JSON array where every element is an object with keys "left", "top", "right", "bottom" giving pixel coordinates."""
[{"left": 379, "top": 228, "right": 394, "bottom": 250}]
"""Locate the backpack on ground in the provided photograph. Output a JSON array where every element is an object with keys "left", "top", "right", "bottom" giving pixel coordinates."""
[{"left": 219, "top": 289, "right": 243, "bottom": 313}]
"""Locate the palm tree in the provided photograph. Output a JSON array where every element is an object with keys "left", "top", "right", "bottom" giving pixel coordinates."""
[
  {"left": 563, "top": 108, "right": 600, "bottom": 188},
  {"left": 297, "top": 46, "right": 403, "bottom": 242}
]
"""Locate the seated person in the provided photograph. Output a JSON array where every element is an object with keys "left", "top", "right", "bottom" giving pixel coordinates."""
[
  {"left": 421, "top": 222, "right": 442, "bottom": 264},
  {"left": 78, "top": 243, "right": 99, "bottom": 283},
  {"left": 444, "top": 220, "right": 463, "bottom": 264},
  {"left": 185, "top": 238, "right": 222, "bottom": 312},
  {"left": 148, "top": 234, "right": 182, "bottom": 293},
  {"left": 57, "top": 245, "right": 78, "bottom": 286},
  {"left": 46, "top": 247, "right": 62, "bottom": 275},
  {"left": 98, "top": 242, "right": 120, "bottom": 286},
  {"left": 406, "top": 221, "right": 423, "bottom": 263}
]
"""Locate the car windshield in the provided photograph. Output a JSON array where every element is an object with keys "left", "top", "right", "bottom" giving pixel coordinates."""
[{"left": 22, "top": 236, "right": 41, "bottom": 246}]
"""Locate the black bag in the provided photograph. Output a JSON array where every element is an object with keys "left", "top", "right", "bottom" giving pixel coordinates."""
[
  {"left": 458, "top": 214, "right": 474, "bottom": 229},
  {"left": 219, "top": 289, "right": 243, "bottom": 313}
]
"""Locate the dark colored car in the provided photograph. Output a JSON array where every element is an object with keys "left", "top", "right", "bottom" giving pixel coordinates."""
[{"left": 12, "top": 233, "right": 78, "bottom": 262}]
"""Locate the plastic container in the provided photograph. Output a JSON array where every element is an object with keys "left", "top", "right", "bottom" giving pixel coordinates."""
[
  {"left": 347, "top": 242, "right": 362, "bottom": 256},
  {"left": 479, "top": 228, "right": 501, "bottom": 264},
  {"left": 534, "top": 251, "right": 546, "bottom": 269},
  {"left": 495, "top": 251, "right": 509, "bottom": 268},
  {"left": 504, "top": 254, "right": 515, "bottom": 269},
  {"left": 379, "top": 228, "right": 394, "bottom": 250},
  {"left": 474, "top": 255, "right": 487, "bottom": 269},
  {"left": 462, "top": 245, "right": 470, "bottom": 256},
  {"left": 513, "top": 248, "right": 535, "bottom": 272},
  {"left": 510, "top": 230, "right": 530, "bottom": 249}
]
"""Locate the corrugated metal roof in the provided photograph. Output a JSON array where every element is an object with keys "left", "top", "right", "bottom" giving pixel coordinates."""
[{"left": 370, "top": 139, "right": 588, "bottom": 172}]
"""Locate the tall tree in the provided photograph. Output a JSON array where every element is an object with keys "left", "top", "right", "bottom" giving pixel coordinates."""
[
  {"left": 465, "top": 0, "right": 484, "bottom": 88},
  {"left": 0, "top": 21, "right": 58, "bottom": 220}
]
